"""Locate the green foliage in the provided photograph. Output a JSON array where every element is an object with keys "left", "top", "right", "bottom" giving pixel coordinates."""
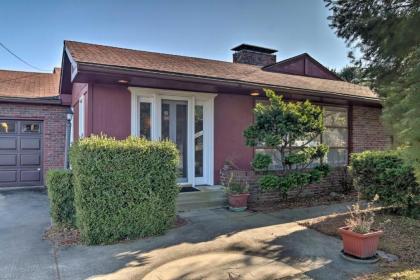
[
  {"left": 251, "top": 153, "right": 272, "bottom": 171},
  {"left": 325, "top": 0, "right": 420, "bottom": 182},
  {"left": 70, "top": 135, "right": 179, "bottom": 245},
  {"left": 350, "top": 150, "right": 420, "bottom": 217},
  {"left": 245, "top": 89, "right": 330, "bottom": 198},
  {"left": 225, "top": 172, "right": 249, "bottom": 194},
  {"left": 46, "top": 169, "right": 75, "bottom": 227},
  {"left": 335, "top": 65, "right": 367, "bottom": 85}
]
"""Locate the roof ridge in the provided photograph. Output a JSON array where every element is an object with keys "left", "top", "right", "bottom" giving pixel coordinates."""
[
  {"left": 65, "top": 40, "right": 262, "bottom": 69},
  {"left": 0, "top": 69, "right": 53, "bottom": 75}
]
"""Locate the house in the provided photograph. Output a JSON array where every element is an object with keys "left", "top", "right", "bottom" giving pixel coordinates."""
[
  {"left": 0, "top": 68, "right": 69, "bottom": 187},
  {"left": 60, "top": 41, "right": 391, "bottom": 192}
]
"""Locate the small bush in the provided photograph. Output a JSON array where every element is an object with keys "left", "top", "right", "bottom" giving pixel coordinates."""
[
  {"left": 70, "top": 136, "right": 179, "bottom": 245},
  {"left": 251, "top": 153, "right": 272, "bottom": 171},
  {"left": 351, "top": 150, "right": 420, "bottom": 217},
  {"left": 46, "top": 169, "right": 75, "bottom": 227}
]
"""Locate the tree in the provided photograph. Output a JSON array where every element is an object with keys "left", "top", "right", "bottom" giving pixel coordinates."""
[
  {"left": 325, "top": 0, "right": 420, "bottom": 180},
  {"left": 244, "top": 89, "right": 330, "bottom": 198}
]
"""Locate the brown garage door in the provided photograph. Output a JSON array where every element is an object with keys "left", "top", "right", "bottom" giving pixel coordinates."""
[{"left": 0, "top": 120, "right": 43, "bottom": 187}]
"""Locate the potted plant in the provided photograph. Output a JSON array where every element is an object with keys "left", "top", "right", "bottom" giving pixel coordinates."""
[
  {"left": 226, "top": 173, "right": 250, "bottom": 212},
  {"left": 338, "top": 195, "right": 385, "bottom": 259}
]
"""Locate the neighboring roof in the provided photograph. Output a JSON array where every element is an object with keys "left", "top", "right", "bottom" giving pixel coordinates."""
[
  {"left": 65, "top": 41, "right": 378, "bottom": 100},
  {"left": 231, "top": 44, "right": 278, "bottom": 54},
  {"left": 0, "top": 68, "right": 61, "bottom": 102}
]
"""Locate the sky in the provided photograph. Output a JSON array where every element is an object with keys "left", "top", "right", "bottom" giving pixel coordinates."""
[{"left": 0, "top": 0, "right": 352, "bottom": 73}]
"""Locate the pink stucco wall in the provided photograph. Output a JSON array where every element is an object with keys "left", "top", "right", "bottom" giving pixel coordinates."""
[{"left": 214, "top": 93, "right": 254, "bottom": 183}]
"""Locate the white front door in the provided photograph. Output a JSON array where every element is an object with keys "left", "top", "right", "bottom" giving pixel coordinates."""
[{"left": 130, "top": 87, "right": 216, "bottom": 186}]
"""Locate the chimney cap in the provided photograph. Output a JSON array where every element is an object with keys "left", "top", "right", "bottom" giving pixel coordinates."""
[{"left": 231, "top": 44, "right": 277, "bottom": 54}]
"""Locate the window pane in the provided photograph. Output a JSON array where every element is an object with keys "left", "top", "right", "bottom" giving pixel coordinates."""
[
  {"left": 0, "top": 120, "right": 16, "bottom": 133},
  {"left": 161, "top": 103, "right": 170, "bottom": 139},
  {"left": 195, "top": 105, "right": 204, "bottom": 177},
  {"left": 21, "top": 122, "right": 41, "bottom": 133},
  {"left": 323, "top": 128, "right": 348, "bottom": 147},
  {"left": 325, "top": 148, "right": 348, "bottom": 166},
  {"left": 324, "top": 107, "right": 348, "bottom": 127},
  {"left": 139, "top": 102, "right": 151, "bottom": 140},
  {"left": 255, "top": 148, "right": 282, "bottom": 170}
]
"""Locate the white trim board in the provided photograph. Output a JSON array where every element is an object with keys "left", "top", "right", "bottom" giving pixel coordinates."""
[{"left": 129, "top": 87, "right": 216, "bottom": 186}]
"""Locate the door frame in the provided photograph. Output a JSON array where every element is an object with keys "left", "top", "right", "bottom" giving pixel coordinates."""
[{"left": 130, "top": 87, "right": 216, "bottom": 186}]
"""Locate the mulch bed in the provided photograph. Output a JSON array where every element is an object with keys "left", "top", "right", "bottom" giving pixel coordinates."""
[
  {"left": 251, "top": 192, "right": 357, "bottom": 212},
  {"left": 44, "top": 215, "right": 188, "bottom": 247}
]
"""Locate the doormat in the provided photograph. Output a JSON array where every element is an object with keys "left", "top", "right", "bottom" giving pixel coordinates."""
[{"left": 180, "top": 186, "right": 200, "bottom": 192}]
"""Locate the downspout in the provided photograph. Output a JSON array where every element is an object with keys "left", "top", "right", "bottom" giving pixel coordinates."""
[{"left": 64, "top": 107, "right": 74, "bottom": 169}]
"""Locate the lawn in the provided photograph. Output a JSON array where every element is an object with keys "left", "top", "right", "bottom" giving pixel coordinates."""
[{"left": 299, "top": 211, "right": 420, "bottom": 280}]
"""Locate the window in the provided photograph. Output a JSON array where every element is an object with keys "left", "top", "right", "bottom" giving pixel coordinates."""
[
  {"left": 139, "top": 102, "right": 151, "bottom": 139},
  {"left": 322, "top": 106, "right": 348, "bottom": 166},
  {"left": 78, "top": 95, "right": 85, "bottom": 138},
  {"left": 254, "top": 101, "right": 349, "bottom": 168},
  {"left": 21, "top": 122, "right": 41, "bottom": 133},
  {"left": 0, "top": 120, "right": 16, "bottom": 134}
]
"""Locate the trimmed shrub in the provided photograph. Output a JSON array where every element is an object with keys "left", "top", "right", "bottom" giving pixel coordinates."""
[
  {"left": 350, "top": 150, "right": 420, "bottom": 216},
  {"left": 46, "top": 169, "right": 75, "bottom": 227},
  {"left": 70, "top": 136, "right": 179, "bottom": 245}
]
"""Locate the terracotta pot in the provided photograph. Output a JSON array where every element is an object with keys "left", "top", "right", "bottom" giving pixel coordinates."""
[
  {"left": 338, "top": 226, "right": 383, "bottom": 258},
  {"left": 228, "top": 193, "right": 250, "bottom": 211}
]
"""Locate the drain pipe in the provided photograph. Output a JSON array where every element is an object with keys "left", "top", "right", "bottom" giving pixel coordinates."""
[{"left": 64, "top": 107, "right": 74, "bottom": 169}]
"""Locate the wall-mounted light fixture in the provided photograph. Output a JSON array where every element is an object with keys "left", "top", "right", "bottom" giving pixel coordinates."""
[{"left": 117, "top": 79, "right": 129, "bottom": 84}]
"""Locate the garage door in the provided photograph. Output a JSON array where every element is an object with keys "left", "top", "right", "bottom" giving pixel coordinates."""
[{"left": 0, "top": 120, "right": 43, "bottom": 187}]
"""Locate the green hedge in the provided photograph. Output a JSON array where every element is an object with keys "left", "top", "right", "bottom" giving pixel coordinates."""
[
  {"left": 70, "top": 136, "right": 179, "bottom": 245},
  {"left": 46, "top": 169, "right": 75, "bottom": 227},
  {"left": 350, "top": 150, "right": 420, "bottom": 216}
]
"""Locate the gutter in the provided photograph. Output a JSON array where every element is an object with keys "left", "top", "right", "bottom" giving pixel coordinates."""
[
  {"left": 0, "top": 96, "right": 63, "bottom": 105},
  {"left": 72, "top": 61, "right": 381, "bottom": 104}
]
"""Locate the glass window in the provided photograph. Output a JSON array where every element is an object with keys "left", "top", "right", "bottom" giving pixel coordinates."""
[
  {"left": 139, "top": 102, "right": 151, "bottom": 140},
  {"left": 324, "top": 106, "right": 348, "bottom": 127},
  {"left": 322, "top": 128, "right": 348, "bottom": 148},
  {"left": 21, "top": 122, "right": 41, "bottom": 133},
  {"left": 325, "top": 148, "right": 348, "bottom": 166},
  {"left": 195, "top": 105, "right": 204, "bottom": 177},
  {"left": 0, "top": 120, "right": 16, "bottom": 134}
]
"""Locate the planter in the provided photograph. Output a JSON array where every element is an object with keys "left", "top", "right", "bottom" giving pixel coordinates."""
[
  {"left": 338, "top": 226, "right": 383, "bottom": 259},
  {"left": 228, "top": 193, "right": 250, "bottom": 212}
]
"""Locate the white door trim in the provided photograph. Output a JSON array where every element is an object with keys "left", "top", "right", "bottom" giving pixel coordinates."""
[{"left": 130, "top": 87, "right": 216, "bottom": 186}]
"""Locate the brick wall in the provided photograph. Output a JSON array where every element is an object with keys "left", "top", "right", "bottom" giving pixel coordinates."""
[
  {"left": 352, "top": 105, "right": 392, "bottom": 152},
  {"left": 0, "top": 103, "right": 68, "bottom": 183},
  {"left": 220, "top": 167, "right": 349, "bottom": 210}
]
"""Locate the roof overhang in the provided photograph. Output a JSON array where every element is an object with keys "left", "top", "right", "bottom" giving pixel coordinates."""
[
  {"left": 62, "top": 48, "right": 381, "bottom": 106},
  {"left": 0, "top": 96, "right": 63, "bottom": 105}
]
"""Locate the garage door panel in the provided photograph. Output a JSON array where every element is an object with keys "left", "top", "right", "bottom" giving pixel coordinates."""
[
  {"left": 20, "top": 138, "right": 41, "bottom": 150},
  {"left": 0, "top": 170, "right": 17, "bottom": 183},
  {"left": 20, "top": 154, "right": 40, "bottom": 166},
  {"left": 0, "top": 138, "right": 17, "bottom": 150},
  {"left": 0, "top": 154, "right": 17, "bottom": 166},
  {"left": 20, "top": 170, "right": 40, "bottom": 182}
]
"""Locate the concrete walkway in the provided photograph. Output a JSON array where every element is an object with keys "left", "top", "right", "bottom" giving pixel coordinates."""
[{"left": 0, "top": 190, "right": 378, "bottom": 280}]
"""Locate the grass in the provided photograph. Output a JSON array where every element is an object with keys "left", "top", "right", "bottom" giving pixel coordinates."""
[{"left": 299, "top": 211, "right": 420, "bottom": 280}]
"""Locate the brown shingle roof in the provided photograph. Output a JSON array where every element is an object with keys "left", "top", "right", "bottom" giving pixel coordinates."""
[
  {"left": 0, "top": 68, "right": 60, "bottom": 100},
  {"left": 65, "top": 41, "right": 378, "bottom": 100}
]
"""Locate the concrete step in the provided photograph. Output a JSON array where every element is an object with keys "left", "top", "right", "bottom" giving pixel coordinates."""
[{"left": 176, "top": 185, "right": 227, "bottom": 212}]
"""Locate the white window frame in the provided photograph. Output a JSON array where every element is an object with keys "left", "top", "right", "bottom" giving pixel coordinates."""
[
  {"left": 130, "top": 87, "right": 216, "bottom": 186},
  {"left": 78, "top": 95, "right": 85, "bottom": 138}
]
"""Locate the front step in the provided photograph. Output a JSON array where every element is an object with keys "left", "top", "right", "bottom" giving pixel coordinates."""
[{"left": 176, "top": 185, "right": 227, "bottom": 212}]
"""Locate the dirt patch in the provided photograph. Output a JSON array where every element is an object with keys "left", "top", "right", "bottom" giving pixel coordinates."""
[
  {"left": 299, "top": 211, "right": 420, "bottom": 279},
  {"left": 43, "top": 226, "right": 81, "bottom": 247},
  {"left": 44, "top": 215, "right": 188, "bottom": 247}
]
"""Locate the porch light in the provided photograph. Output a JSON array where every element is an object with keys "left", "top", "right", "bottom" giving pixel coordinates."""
[
  {"left": 117, "top": 79, "right": 129, "bottom": 84},
  {"left": 250, "top": 91, "right": 260, "bottom": 96}
]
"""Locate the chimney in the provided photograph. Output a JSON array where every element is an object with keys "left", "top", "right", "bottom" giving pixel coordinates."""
[{"left": 232, "top": 44, "right": 277, "bottom": 67}]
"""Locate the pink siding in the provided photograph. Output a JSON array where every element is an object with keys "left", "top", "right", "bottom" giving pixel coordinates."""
[
  {"left": 214, "top": 93, "right": 254, "bottom": 183},
  {"left": 90, "top": 84, "right": 131, "bottom": 139}
]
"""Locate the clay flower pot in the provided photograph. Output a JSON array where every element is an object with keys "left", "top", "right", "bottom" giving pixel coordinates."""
[
  {"left": 338, "top": 226, "right": 383, "bottom": 259},
  {"left": 228, "top": 193, "right": 250, "bottom": 212}
]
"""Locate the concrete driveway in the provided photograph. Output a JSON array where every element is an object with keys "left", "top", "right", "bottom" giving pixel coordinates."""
[{"left": 0, "top": 190, "right": 378, "bottom": 280}]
